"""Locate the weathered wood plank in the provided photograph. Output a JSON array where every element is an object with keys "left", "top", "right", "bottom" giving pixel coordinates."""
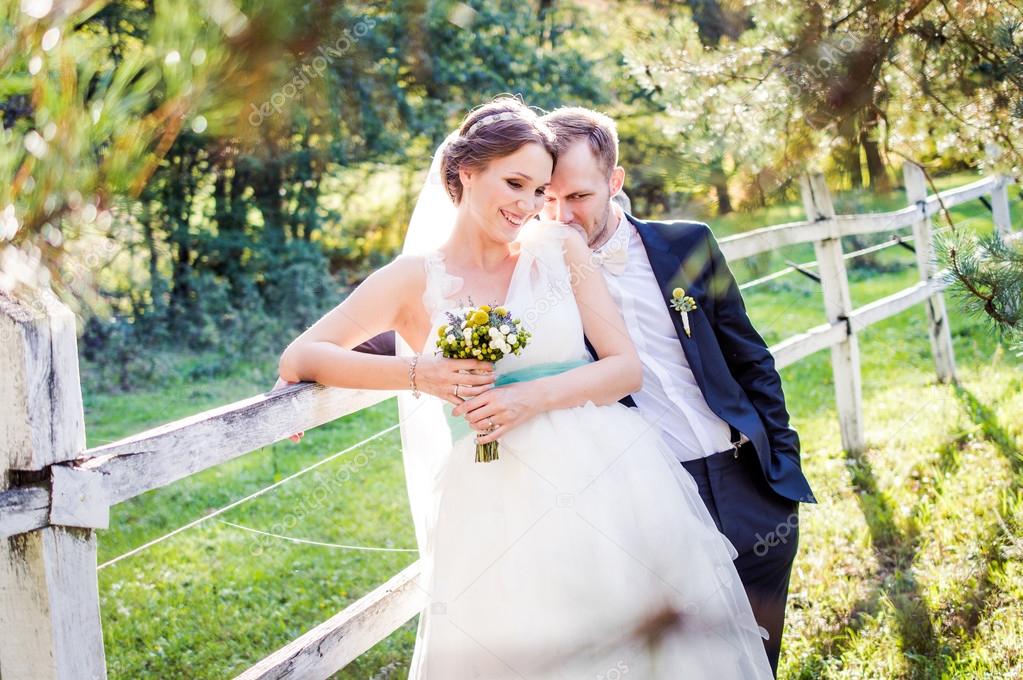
[
  {"left": 769, "top": 277, "right": 950, "bottom": 370},
  {"left": 904, "top": 162, "right": 956, "bottom": 383},
  {"left": 830, "top": 205, "right": 920, "bottom": 237},
  {"left": 234, "top": 560, "right": 424, "bottom": 680},
  {"left": 0, "top": 485, "right": 50, "bottom": 539},
  {"left": 718, "top": 219, "right": 819, "bottom": 261},
  {"left": 990, "top": 175, "right": 1014, "bottom": 241},
  {"left": 802, "top": 173, "right": 864, "bottom": 454},
  {"left": 0, "top": 288, "right": 86, "bottom": 471},
  {"left": 49, "top": 466, "right": 110, "bottom": 530},
  {"left": 847, "top": 277, "right": 949, "bottom": 333},
  {"left": 0, "top": 290, "right": 106, "bottom": 680},
  {"left": 716, "top": 175, "right": 1004, "bottom": 262},
  {"left": 75, "top": 384, "right": 395, "bottom": 506},
  {"left": 929, "top": 174, "right": 1004, "bottom": 212},
  {"left": 770, "top": 321, "right": 847, "bottom": 370},
  {"left": 0, "top": 527, "right": 108, "bottom": 680}
]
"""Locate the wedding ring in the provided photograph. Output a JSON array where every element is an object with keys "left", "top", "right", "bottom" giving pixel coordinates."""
[{"left": 487, "top": 417, "right": 496, "bottom": 429}]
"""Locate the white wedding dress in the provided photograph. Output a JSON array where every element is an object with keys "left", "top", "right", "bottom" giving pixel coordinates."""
[{"left": 398, "top": 220, "right": 773, "bottom": 679}]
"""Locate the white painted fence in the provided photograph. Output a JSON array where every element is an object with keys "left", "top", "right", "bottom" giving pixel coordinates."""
[{"left": 0, "top": 164, "right": 1015, "bottom": 679}]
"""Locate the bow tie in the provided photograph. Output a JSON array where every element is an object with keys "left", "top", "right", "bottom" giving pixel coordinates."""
[{"left": 592, "top": 240, "right": 628, "bottom": 276}]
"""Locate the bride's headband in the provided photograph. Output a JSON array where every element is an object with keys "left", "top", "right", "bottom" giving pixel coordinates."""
[{"left": 464, "top": 110, "right": 523, "bottom": 137}]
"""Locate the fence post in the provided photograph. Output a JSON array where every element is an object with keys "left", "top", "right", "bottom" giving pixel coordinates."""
[
  {"left": 902, "top": 162, "right": 957, "bottom": 384},
  {"left": 801, "top": 173, "right": 864, "bottom": 454},
  {"left": 990, "top": 175, "right": 1013, "bottom": 241},
  {"left": 0, "top": 289, "right": 107, "bottom": 680},
  {"left": 986, "top": 142, "right": 1014, "bottom": 241}
]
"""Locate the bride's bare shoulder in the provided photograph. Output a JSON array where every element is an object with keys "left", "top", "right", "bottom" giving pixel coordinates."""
[
  {"left": 357, "top": 253, "right": 429, "bottom": 305},
  {"left": 364, "top": 253, "right": 427, "bottom": 282}
]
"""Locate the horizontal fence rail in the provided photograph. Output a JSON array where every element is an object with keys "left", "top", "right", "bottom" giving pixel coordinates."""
[
  {"left": 1, "top": 386, "right": 395, "bottom": 540},
  {"left": 0, "top": 163, "right": 1016, "bottom": 680},
  {"left": 717, "top": 174, "right": 1009, "bottom": 261}
]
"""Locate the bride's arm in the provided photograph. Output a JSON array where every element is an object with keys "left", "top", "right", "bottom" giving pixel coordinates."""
[
  {"left": 454, "top": 228, "right": 642, "bottom": 442},
  {"left": 278, "top": 255, "right": 495, "bottom": 403},
  {"left": 533, "top": 228, "right": 643, "bottom": 407}
]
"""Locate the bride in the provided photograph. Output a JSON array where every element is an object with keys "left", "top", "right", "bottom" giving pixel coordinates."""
[{"left": 277, "top": 96, "right": 772, "bottom": 678}]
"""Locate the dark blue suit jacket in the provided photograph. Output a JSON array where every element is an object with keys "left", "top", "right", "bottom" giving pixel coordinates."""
[{"left": 584, "top": 214, "right": 815, "bottom": 504}]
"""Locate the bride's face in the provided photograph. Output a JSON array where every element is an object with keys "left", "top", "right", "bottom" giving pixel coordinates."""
[{"left": 458, "top": 142, "right": 553, "bottom": 243}]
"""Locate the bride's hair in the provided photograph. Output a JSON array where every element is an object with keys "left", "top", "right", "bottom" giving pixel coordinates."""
[{"left": 441, "top": 95, "right": 556, "bottom": 205}]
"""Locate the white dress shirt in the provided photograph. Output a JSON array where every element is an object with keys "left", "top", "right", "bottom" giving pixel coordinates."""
[{"left": 593, "top": 208, "right": 735, "bottom": 462}]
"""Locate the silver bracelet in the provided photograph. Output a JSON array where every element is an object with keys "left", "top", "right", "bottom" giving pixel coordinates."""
[{"left": 408, "top": 353, "right": 421, "bottom": 398}]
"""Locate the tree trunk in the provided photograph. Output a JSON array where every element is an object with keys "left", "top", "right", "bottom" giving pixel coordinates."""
[
  {"left": 861, "top": 111, "right": 892, "bottom": 193},
  {"left": 166, "top": 156, "right": 194, "bottom": 317},
  {"left": 709, "top": 158, "right": 732, "bottom": 215},
  {"left": 837, "top": 116, "right": 862, "bottom": 189}
]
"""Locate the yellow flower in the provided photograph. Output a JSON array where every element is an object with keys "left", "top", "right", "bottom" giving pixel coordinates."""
[
  {"left": 672, "top": 287, "right": 685, "bottom": 299},
  {"left": 437, "top": 325, "right": 448, "bottom": 337},
  {"left": 469, "top": 310, "right": 489, "bottom": 326},
  {"left": 494, "top": 306, "right": 508, "bottom": 316},
  {"left": 479, "top": 304, "right": 491, "bottom": 312}
]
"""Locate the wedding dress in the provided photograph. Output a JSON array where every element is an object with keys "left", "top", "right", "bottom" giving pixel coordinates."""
[{"left": 397, "top": 218, "right": 773, "bottom": 679}]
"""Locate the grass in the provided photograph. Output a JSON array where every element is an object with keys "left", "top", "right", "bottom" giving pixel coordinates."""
[{"left": 82, "top": 170, "right": 1023, "bottom": 678}]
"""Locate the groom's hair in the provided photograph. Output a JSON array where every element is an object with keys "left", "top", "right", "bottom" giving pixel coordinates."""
[
  {"left": 542, "top": 107, "right": 619, "bottom": 179},
  {"left": 442, "top": 95, "right": 556, "bottom": 205}
]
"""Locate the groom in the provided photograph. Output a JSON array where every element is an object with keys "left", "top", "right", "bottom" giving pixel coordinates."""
[{"left": 538, "top": 107, "right": 815, "bottom": 674}]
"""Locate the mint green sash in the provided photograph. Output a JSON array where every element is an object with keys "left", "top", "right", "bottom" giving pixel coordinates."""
[{"left": 444, "top": 359, "right": 590, "bottom": 440}]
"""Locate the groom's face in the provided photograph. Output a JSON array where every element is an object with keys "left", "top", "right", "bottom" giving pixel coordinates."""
[{"left": 541, "top": 140, "right": 616, "bottom": 248}]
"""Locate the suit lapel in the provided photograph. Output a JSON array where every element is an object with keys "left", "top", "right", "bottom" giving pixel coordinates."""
[{"left": 627, "top": 214, "right": 708, "bottom": 392}]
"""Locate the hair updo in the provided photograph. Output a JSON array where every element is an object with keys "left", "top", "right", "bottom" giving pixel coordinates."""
[{"left": 441, "top": 95, "right": 557, "bottom": 205}]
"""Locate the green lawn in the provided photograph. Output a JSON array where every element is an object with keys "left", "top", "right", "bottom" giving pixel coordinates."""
[{"left": 84, "top": 171, "right": 1023, "bottom": 679}]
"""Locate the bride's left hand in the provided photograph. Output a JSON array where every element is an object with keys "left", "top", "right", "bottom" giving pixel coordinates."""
[{"left": 451, "top": 382, "right": 538, "bottom": 445}]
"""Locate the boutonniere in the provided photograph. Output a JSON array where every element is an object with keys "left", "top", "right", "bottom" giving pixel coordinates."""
[{"left": 669, "top": 287, "right": 697, "bottom": 337}]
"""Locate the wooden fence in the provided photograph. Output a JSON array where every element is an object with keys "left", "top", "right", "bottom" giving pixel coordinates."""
[{"left": 0, "top": 163, "right": 1016, "bottom": 679}]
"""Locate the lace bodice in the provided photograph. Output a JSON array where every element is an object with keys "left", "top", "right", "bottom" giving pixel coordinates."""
[{"left": 419, "top": 221, "right": 592, "bottom": 375}]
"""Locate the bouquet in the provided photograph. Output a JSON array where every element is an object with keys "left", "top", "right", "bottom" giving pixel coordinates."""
[{"left": 435, "top": 303, "right": 532, "bottom": 462}]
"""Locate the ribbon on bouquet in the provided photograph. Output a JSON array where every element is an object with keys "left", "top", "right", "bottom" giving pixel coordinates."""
[{"left": 443, "top": 358, "right": 591, "bottom": 441}]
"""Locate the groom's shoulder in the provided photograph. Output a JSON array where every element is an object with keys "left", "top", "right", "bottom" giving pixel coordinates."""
[{"left": 627, "top": 214, "right": 717, "bottom": 247}]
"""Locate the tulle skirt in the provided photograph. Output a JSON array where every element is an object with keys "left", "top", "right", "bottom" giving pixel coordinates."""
[{"left": 407, "top": 399, "right": 773, "bottom": 679}]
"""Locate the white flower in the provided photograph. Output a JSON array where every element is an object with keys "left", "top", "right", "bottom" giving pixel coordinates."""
[
  {"left": 499, "top": 324, "right": 510, "bottom": 334},
  {"left": 488, "top": 327, "right": 499, "bottom": 336},
  {"left": 446, "top": 334, "right": 455, "bottom": 343},
  {"left": 507, "top": 333, "right": 517, "bottom": 344}
]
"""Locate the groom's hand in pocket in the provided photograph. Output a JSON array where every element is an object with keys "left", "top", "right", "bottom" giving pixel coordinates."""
[
  {"left": 271, "top": 376, "right": 305, "bottom": 443},
  {"left": 452, "top": 382, "right": 537, "bottom": 445}
]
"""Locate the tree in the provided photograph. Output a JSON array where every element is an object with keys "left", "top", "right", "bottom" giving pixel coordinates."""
[{"left": 627, "top": 0, "right": 1023, "bottom": 199}]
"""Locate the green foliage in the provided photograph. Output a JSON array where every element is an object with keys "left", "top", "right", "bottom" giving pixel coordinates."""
[
  {"left": 937, "top": 229, "right": 1023, "bottom": 353},
  {"left": 3, "top": 0, "right": 621, "bottom": 382},
  {"left": 627, "top": 1, "right": 1023, "bottom": 204},
  {"left": 0, "top": 0, "right": 239, "bottom": 288}
]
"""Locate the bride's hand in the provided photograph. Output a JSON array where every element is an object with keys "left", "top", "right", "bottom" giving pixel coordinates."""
[
  {"left": 416, "top": 355, "right": 496, "bottom": 405},
  {"left": 271, "top": 376, "right": 305, "bottom": 443},
  {"left": 451, "top": 382, "right": 537, "bottom": 444}
]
